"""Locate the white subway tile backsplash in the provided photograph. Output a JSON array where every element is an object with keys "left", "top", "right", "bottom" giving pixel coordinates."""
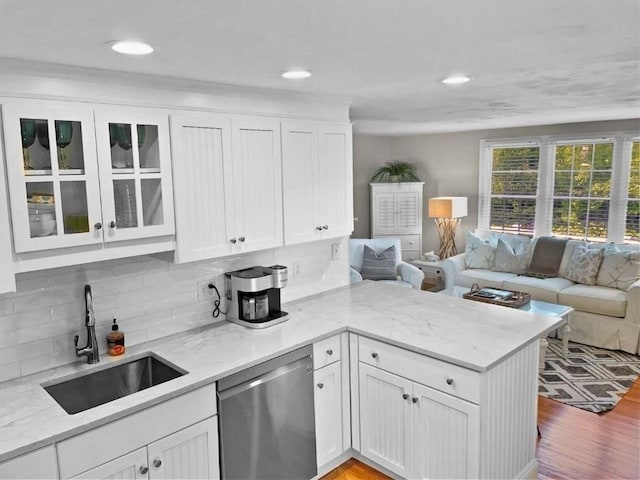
[{"left": 0, "top": 237, "right": 349, "bottom": 382}]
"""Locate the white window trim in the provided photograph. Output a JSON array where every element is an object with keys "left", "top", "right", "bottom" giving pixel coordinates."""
[{"left": 479, "top": 131, "right": 639, "bottom": 243}]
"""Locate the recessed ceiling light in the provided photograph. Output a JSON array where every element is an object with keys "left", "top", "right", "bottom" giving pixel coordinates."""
[
  {"left": 282, "top": 70, "right": 312, "bottom": 79},
  {"left": 441, "top": 75, "right": 471, "bottom": 85},
  {"left": 108, "top": 40, "right": 154, "bottom": 56}
]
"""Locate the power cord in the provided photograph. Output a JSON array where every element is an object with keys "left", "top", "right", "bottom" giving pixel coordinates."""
[{"left": 209, "top": 283, "right": 226, "bottom": 318}]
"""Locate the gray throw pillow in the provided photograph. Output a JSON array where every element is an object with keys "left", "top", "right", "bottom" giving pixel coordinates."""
[
  {"left": 564, "top": 244, "right": 604, "bottom": 286},
  {"left": 361, "top": 245, "right": 398, "bottom": 280},
  {"left": 492, "top": 238, "right": 529, "bottom": 274}
]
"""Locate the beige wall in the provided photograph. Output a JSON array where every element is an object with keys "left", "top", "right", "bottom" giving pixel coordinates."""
[{"left": 353, "top": 118, "right": 640, "bottom": 255}]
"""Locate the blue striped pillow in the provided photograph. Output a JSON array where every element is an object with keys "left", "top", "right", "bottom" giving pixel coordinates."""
[{"left": 361, "top": 245, "right": 398, "bottom": 280}]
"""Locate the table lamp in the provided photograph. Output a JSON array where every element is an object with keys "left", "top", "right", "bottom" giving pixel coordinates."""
[{"left": 428, "top": 196, "right": 467, "bottom": 259}]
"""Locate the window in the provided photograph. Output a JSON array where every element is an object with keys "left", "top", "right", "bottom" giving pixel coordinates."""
[
  {"left": 479, "top": 133, "right": 639, "bottom": 244},
  {"left": 488, "top": 146, "right": 539, "bottom": 236},
  {"left": 552, "top": 142, "right": 613, "bottom": 242}
]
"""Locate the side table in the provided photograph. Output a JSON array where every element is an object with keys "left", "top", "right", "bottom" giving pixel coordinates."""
[{"left": 412, "top": 259, "right": 446, "bottom": 292}]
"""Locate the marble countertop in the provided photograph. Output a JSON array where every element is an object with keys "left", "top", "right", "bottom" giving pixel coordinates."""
[{"left": 0, "top": 281, "right": 563, "bottom": 463}]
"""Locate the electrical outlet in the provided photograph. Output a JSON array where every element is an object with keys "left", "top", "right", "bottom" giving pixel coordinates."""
[
  {"left": 197, "top": 279, "right": 218, "bottom": 302},
  {"left": 331, "top": 243, "right": 340, "bottom": 260},
  {"left": 292, "top": 261, "right": 301, "bottom": 278}
]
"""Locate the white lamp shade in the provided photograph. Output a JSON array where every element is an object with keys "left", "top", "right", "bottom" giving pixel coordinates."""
[{"left": 428, "top": 197, "right": 468, "bottom": 218}]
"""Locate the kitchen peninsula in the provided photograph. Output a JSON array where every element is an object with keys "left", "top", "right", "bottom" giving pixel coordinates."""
[{"left": 0, "top": 281, "right": 562, "bottom": 479}]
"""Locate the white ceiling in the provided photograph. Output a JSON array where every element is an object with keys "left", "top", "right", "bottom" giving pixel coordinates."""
[{"left": 0, "top": 0, "right": 638, "bottom": 134}]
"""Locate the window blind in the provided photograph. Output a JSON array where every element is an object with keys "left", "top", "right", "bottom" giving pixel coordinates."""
[
  {"left": 488, "top": 146, "right": 539, "bottom": 235},
  {"left": 626, "top": 141, "right": 640, "bottom": 242}
]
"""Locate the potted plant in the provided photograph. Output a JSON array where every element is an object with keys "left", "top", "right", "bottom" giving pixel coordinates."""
[{"left": 370, "top": 160, "right": 421, "bottom": 183}]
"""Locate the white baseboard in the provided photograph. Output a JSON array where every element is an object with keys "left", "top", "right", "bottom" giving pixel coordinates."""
[{"left": 518, "top": 459, "right": 539, "bottom": 479}]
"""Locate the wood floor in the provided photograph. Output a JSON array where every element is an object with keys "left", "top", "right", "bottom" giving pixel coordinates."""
[{"left": 322, "top": 378, "right": 640, "bottom": 480}]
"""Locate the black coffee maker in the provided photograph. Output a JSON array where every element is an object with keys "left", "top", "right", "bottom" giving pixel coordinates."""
[{"left": 224, "top": 265, "right": 289, "bottom": 328}]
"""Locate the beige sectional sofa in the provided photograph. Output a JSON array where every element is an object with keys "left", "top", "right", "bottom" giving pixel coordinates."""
[{"left": 442, "top": 233, "right": 640, "bottom": 354}]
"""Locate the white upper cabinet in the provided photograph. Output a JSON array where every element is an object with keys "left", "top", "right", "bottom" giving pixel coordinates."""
[
  {"left": 171, "top": 114, "right": 283, "bottom": 262},
  {"left": 2, "top": 100, "right": 174, "bottom": 255},
  {"left": 170, "top": 112, "right": 234, "bottom": 263},
  {"left": 94, "top": 106, "right": 174, "bottom": 242},
  {"left": 2, "top": 100, "right": 103, "bottom": 252},
  {"left": 282, "top": 121, "right": 353, "bottom": 245},
  {"left": 0, "top": 128, "right": 16, "bottom": 293},
  {"left": 229, "top": 117, "right": 283, "bottom": 252}
]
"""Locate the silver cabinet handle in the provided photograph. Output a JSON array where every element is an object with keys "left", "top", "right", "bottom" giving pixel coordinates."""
[
  {"left": 412, "top": 396, "right": 418, "bottom": 404},
  {"left": 94, "top": 222, "right": 102, "bottom": 230},
  {"left": 230, "top": 238, "right": 237, "bottom": 244},
  {"left": 371, "top": 352, "right": 378, "bottom": 359},
  {"left": 153, "top": 458, "right": 162, "bottom": 468},
  {"left": 317, "top": 382, "right": 324, "bottom": 389},
  {"left": 139, "top": 466, "right": 149, "bottom": 475},
  {"left": 109, "top": 221, "right": 116, "bottom": 228},
  {"left": 326, "top": 349, "right": 333, "bottom": 355},
  {"left": 322, "top": 225, "right": 328, "bottom": 230},
  {"left": 402, "top": 393, "right": 409, "bottom": 400},
  {"left": 316, "top": 226, "right": 323, "bottom": 231},
  {"left": 446, "top": 377, "right": 454, "bottom": 385},
  {"left": 239, "top": 236, "right": 245, "bottom": 243}
]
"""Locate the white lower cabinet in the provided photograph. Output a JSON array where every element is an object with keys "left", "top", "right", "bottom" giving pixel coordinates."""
[
  {"left": 314, "top": 361, "right": 343, "bottom": 467},
  {"left": 0, "top": 445, "right": 58, "bottom": 479},
  {"left": 73, "top": 417, "right": 219, "bottom": 480},
  {"left": 359, "top": 362, "right": 480, "bottom": 480}
]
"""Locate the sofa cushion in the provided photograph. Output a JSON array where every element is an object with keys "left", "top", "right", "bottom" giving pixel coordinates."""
[
  {"left": 455, "top": 269, "right": 517, "bottom": 289},
  {"left": 465, "top": 231, "right": 495, "bottom": 269},
  {"left": 558, "top": 284, "right": 627, "bottom": 318},
  {"left": 596, "top": 249, "right": 640, "bottom": 291},
  {"left": 563, "top": 244, "right": 604, "bottom": 286},
  {"left": 557, "top": 240, "right": 585, "bottom": 278},
  {"left": 361, "top": 245, "right": 398, "bottom": 280},
  {"left": 492, "top": 238, "right": 529, "bottom": 274},
  {"left": 503, "top": 276, "right": 575, "bottom": 303}
]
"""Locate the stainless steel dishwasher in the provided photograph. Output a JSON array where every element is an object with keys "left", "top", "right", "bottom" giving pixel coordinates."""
[{"left": 217, "top": 345, "right": 317, "bottom": 480}]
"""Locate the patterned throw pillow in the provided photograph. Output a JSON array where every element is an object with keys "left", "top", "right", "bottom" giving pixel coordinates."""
[
  {"left": 360, "top": 245, "right": 398, "bottom": 280},
  {"left": 596, "top": 250, "right": 640, "bottom": 291},
  {"left": 465, "top": 231, "right": 495, "bottom": 269},
  {"left": 492, "top": 238, "right": 529, "bottom": 274},
  {"left": 563, "top": 244, "right": 604, "bottom": 286}
]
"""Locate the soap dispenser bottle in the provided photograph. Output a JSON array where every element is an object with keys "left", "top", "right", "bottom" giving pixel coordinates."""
[{"left": 107, "top": 318, "right": 125, "bottom": 356}]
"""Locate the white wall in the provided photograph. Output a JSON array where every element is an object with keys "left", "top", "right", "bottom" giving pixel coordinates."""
[{"left": 354, "top": 118, "right": 640, "bottom": 255}]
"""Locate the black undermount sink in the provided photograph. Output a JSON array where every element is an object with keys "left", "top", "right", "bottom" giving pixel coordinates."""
[{"left": 42, "top": 353, "right": 187, "bottom": 415}]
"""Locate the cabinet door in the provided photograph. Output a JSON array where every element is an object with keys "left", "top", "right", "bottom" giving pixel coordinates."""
[
  {"left": 314, "top": 361, "right": 343, "bottom": 467},
  {"left": 95, "top": 107, "right": 175, "bottom": 242},
  {"left": 372, "top": 191, "right": 398, "bottom": 234},
  {"left": 358, "top": 363, "right": 413, "bottom": 478},
  {"left": 170, "top": 113, "right": 234, "bottom": 262},
  {"left": 412, "top": 382, "right": 480, "bottom": 480},
  {"left": 282, "top": 120, "right": 320, "bottom": 245},
  {"left": 72, "top": 447, "right": 148, "bottom": 480},
  {"left": 0, "top": 446, "right": 58, "bottom": 480},
  {"left": 147, "top": 416, "right": 219, "bottom": 480},
  {"left": 2, "top": 100, "right": 103, "bottom": 252},
  {"left": 317, "top": 123, "right": 353, "bottom": 238},
  {"left": 396, "top": 191, "right": 421, "bottom": 233},
  {"left": 230, "top": 117, "right": 283, "bottom": 252},
  {"left": 0, "top": 132, "right": 16, "bottom": 293}
]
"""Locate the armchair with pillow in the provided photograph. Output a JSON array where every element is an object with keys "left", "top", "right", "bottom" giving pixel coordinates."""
[
  {"left": 442, "top": 230, "right": 640, "bottom": 354},
  {"left": 349, "top": 238, "right": 424, "bottom": 289}
]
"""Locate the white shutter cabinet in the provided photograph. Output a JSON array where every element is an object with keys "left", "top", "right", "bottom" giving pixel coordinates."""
[
  {"left": 370, "top": 182, "right": 424, "bottom": 262},
  {"left": 282, "top": 121, "right": 353, "bottom": 245}
]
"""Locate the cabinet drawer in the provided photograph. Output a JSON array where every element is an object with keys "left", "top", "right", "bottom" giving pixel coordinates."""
[
  {"left": 396, "top": 234, "right": 421, "bottom": 251},
  {"left": 401, "top": 249, "right": 421, "bottom": 263},
  {"left": 358, "top": 336, "right": 479, "bottom": 404},
  {"left": 313, "top": 334, "right": 341, "bottom": 369},
  {"left": 57, "top": 383, "right": 217, "bottom": 479}
]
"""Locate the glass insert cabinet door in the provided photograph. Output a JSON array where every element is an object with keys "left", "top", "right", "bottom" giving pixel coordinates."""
[
  {"left": 1, "top": 101, "right": 103, "bottom": 252},
  {"left": 94, "top": 107, "right": 175, "bottom": 242}
]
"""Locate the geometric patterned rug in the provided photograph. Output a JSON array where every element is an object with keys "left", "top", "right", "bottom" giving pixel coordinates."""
[{"left": 538, "top": 338, "right": 640, "bottom": 413}]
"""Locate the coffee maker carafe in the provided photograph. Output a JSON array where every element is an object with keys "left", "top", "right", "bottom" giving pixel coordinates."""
[{"left": 224, "top": 265, "right": 289, "bottom": 328}]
